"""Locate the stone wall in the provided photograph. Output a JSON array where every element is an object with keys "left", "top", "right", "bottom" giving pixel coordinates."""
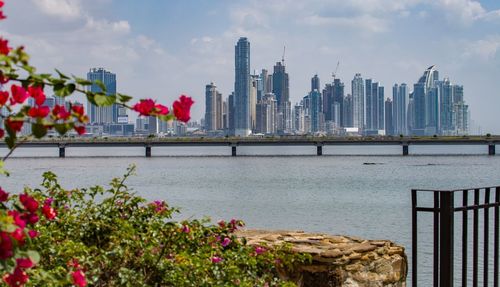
[{"left": 236, "top": 230, "right": 407, "bottom": 287}]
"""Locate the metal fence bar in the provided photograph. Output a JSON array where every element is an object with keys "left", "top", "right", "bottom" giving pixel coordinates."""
[
  {"left": 474, "top": 189, "right": 480, "bottom": 287},
  {"left": 434, "top": 191, "right": 440, "bottom": 287},
  {"left": 495, "top": 187, "right": 500, "bottom": 287},
  {"left": 412, "top": 189, "right": 418, "bottom": 287},
  {"left": 440, "top": 191, "right": 454, "bottom": 287},
  {"left": 463, "top": 190, "right": 468, "bottom": 287},
  {"left": 485, "top": 188, "right": 490, "bottom": 287}
]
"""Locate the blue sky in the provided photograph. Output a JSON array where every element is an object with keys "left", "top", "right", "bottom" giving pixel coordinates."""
[{"left": 1, "top": 0, "right": 500, "bottom": 132}]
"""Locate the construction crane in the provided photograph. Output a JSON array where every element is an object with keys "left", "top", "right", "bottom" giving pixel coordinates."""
[{"left": 332, "top": 61, "right": 340, "bottom": 80}]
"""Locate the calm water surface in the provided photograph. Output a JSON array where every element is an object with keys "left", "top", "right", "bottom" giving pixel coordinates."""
[{"left": 0, "top": 145, "right": 499, "bottom": 284}]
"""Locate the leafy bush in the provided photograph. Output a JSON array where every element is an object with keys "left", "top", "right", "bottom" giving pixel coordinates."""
[{"left": 14, "top": 165, "right": 308, "bottom": 286}]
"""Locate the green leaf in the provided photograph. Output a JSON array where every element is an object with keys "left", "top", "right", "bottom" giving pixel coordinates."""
[
  {"left": 54, "top": 83, "right": 76, "bottom": 98},
  {"left": 94, "top": 80, "right": 107, "bottom": 93},
  {"left": 0, "top": 160, "right": 10, "bottom": 177},
  {"left": 158, "top": 114, "right": 175, "bottom": 122},
  {"left": 94, "top": 93, "right": 116, "bottom": 107},
  {"left": 74, "top": 77, "right": 93, "bottom": 86},
  {"left": 54, "top": 123, "right": 69, "bottom": 135},
  {"left": 32, "top": 123, "right": 47, "bottom": 138},
  {"left": 117, "top": 93, "right": 133, "bottom": 104},
  {"left": 86, "top": 92, "right": 96, "bottom": 105},
  {"left": 5, "top": 136, "right": 15, "bottom": 149},
  {"left": 26, "top": 250, "right": 40, "bottom": 265},
  {"left": 55, "top": 69, "right": 70, "bottom": 80}
]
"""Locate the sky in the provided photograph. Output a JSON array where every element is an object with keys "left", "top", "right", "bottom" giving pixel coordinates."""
[{"left": 1, "top": 0, "right": 500, "bottom": 133}]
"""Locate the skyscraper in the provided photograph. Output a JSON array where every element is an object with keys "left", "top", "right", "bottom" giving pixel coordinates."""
[
  {"left": 86, "top": 68, "right": 117, "bottom": 124},
  {"left": 385, "top": 98, "right": 394, "bottom": 136},
  {"left": 412, "top": 65, "right": 438, "bottom": 135},
  {"left": 309, "top": 90, "right": 322, "bottom": 133},
  {"left": 311, "top": 74, "right": 320, "bottom": 92},
  {"left": 439, "top": 79, "right": 453, "bottom": 135},
  {"left": 343, "top": 94, "right": 353, "bottom": 128},
  {"left": 393, "top": 83, "right": 408, "bottom": 135},
  {"left": 255, "top": 93, "right": 277, "bottom": 134},
  {"left": 351, "top": 73, "right": 364, "bottom": 131},
  {"left": 204, "top": 82, "right": 223, "bottom": 131},
  {"left": 377, "top": 85, "right": 385, "bottom": 130},
  {"left": 272, "top": 61, "right": 290, "bottom": 133},
  {"left": 234, "top": 37, "right": 251, "bottom": 136}
]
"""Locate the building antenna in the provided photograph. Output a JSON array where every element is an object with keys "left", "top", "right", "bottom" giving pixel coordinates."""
[{"left": 282, "top": 45, "right": 286, "bottom": 65}]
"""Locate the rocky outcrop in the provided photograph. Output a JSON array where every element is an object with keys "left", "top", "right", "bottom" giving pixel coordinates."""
[{"left": 236, "top": 230, "right": 407, "bottom": 287}]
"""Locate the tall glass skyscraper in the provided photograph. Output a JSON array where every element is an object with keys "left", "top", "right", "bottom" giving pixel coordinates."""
[
  {"left": 393, "top": 83, "right": 408, "bottom": 135},
  {"left": 87, "top": 68, "right": 117, "bottom": 124},
  {"left": 412, "top": 65, "right": 438, "bottom": 135},
  {"left": 234, "top": 37, "right": 251, "bottom": 136},
  {"left": 351, "top": 73, "right": 364, "bottom": 131}
]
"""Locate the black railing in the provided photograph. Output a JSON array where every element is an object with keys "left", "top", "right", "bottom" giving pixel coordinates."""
[{"left": 412, "top": 186, "right": 500, "bottom": 287}]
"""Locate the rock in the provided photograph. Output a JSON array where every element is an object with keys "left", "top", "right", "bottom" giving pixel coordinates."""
[{"left": 236, "top": 229, "right": 407, "bottom": 287}]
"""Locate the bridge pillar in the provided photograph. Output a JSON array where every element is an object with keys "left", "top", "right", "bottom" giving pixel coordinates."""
[
  {"left": 58, "top": 145, "right": 65, "bottom": 158},
  {"left": 402, "top": 144, "right": 409, "bottom": 156},
  {"left": 145, "top": 145, "right": 152, "bottom": 157},
  {"left": 316, "top": 145, "right": 323, "bottom": 156},
  {"left": 231, "top": 145, "right": 237, "bottom": 157},
  {"left": 489, "top": 144, "right": 496, "bottom": 156}
]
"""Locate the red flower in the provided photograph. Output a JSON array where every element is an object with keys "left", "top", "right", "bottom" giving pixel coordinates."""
[
  {"left": 0, "top": 187, "right": 8, "bottom": 201},
  {"left": 0, "top": 72, "right": 9, "bottom": 84},
  {"left": 71, "top": 270, "right": 87, "bottom": 287},
  {"left": 10, "top": 85, "right": 28, "bottom": 105},
  {"left": 28, "top": 230, "right": 38, "bottom": 238},
  {"left": 28, "top": 106, "right": 50, "bottom": 118},
  {"left": 74, "top": 125, "right": 86, "bottom": 135},
  {"left": 19, "top": 193, "right": 39, "bottom": 213},
  {"left": 24, "top": 212, "right": 39, "bottom": 225},
  {"left": 0, "top": 90, "right": 8, "bottom": 106},
  {"left": 155, "top": 104, "right": 169, "bottom": 115},
  {"left": 10, "top": 228, "right": 25, "bottom": 243},
  {"left": 0, "top": 37, "right": 10, "bottom": 55},
  {"left": 42, "top": 204, "right": 57, "bottom": 220},
  {"left": 8, "top": 210, "right": 26, "bottom": 228},
  {"left": 16, "top": 258, "right": 34, "bottom": 269},
  {"left": 3, "top": 267, "right": 29, "bottom": 287},
  {"left": 0, "top": 128, "right": 3, "bottom": 139},
  {"left": 211, "top": 256, "right": 222, "bottom": 264},
  {"left": 0, "top": 0, "right": 5, "bottom": 20},
  {"left": 133, "top": 99, "right": 155, "bottom": 116},
  {"left": 52, "top": 105, "right": 71, "bottom": 120},
  {"left": 5, "top": 118, "right": 24, "bottom": 133},
  {"left": 28, "top": 86, "right": 45, "bottom": 106},
  {"left": 72, "top": 105, "right": 84, "bottom": 116},
  {"left": 0, "top": 232, "right": 13, "bottom": 259},
  {"left": 173, "top": 95, "right": 194, "bottom": 123}
]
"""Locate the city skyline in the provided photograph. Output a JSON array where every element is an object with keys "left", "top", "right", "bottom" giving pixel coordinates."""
[{"left": 1, "top": 0, "right": 500, "bottom": 132}]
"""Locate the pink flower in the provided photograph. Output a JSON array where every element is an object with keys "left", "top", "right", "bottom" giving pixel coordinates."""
[
  {"left": 19, "top": 193, "right": 39, "bottom": 213},
  {"left": 8, "top": 210, "right": 26, "bottom": 228},
  {"left": 0, "top": 232, "right": 13, "bottom": 259},
  {"left": 181, "top": 225, "right": 190, "bottom": 234},
  {"left": 0, "top": 187, "right": 8, "bottom": 202},
  {"left": 42, "top": 204, "right": 57, "bottom": 220},
  {"left": 255, "top": 246, "right": 266, "bottom": 255},
  {"left": 173, "top": 95, "right": 194, "bottom": 123},
  {"left": 221, "top": 237, "right": 231, "bottom": 247},
  {"left": 28, "top": 230, "right": 38, "bottom": 238},
  {"left": 211, "top": 256, "right": 222, "bottom": 264},
  {"left": 71, "top": 270, "right": 87, "bottom": 287},
  {"left": 16, "top": 258, "right": 34, "bottom": 269}
]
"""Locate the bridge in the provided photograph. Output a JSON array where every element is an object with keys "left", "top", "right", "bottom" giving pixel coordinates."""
[{"left": 1, "top": 136, "right": 498, "bottom": 157}]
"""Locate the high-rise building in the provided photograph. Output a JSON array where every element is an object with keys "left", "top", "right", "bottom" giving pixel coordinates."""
[
  {"left": 311, "top": 74, "right": 320, "bottom": 92},
  {"left": 293, "top": 103, "right": 305, "bottom": 134},
  {"left": 439, "top": 78, "right": 453, "bottom": 135},
  {"left": 309, "top": 89, "right": 322, "bottom": 133},
  {"left": 393, "top": 83, "right": 408, "bottom": 136},
  {"left": 343, "top": 94, "right": 353, "bottom": 128},
  {"left": 272, "top": 61, "right": 290, "bottom": 133},
  {"left": 204, "top": 82, "right": 223, "bottom": 131},
  {"left": 234, "top": 37, "right": 251, "bottom": 136},
  {"left": 351, "top": 73, "right": 364, "bottom": 131},
  {"left": 377, "top": 85, "right": 385, "bottom": 130},
  {"left": 412, "top": 65, "right": 438, "bottom": 135},
  {"left": 385, "top": 98, "right": 394, "bottom": 136},
  {"left": 227, "top": 92, "right": 235, "bottom": 134},
  {"left": 333, "top": 79, "right": 345, "bottom": 127},
  {"left": 255, "top": 93, "right": 277, "bottom": 134},
  {"left": 453, "top": 102, "right": 469, "bottom": 135},
  {"left": 86, "top": 68, "right": 117, "bottom": 124},
  {"left": 250, "top": 75, "right": 258, "bottom": 131}
]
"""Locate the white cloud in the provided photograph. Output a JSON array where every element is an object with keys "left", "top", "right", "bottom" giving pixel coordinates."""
[
  {"left": 463, "top": 35, "right": 500, "bottom": 60},
  {"left": 432, "top": 0, "right": 500, "bottom": 24},
  {"left": 300, "top": 14, "right": 389, "bottom": 33},
  {"left": 84, "top": 18, "right": 130, "bottom": 34},
  {"left": 33, "top": 0, "right": 82, "bottom": 21}
]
